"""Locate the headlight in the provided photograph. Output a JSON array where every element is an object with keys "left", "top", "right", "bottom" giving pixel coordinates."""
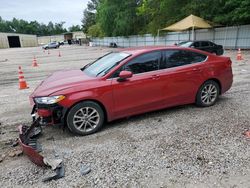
[{"left": 34, "top": 95, "right": 65, "bottom": 105}]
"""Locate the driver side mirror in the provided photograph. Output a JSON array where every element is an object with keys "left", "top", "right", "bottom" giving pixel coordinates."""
[{"left": 118, "top": 71, "right": 133, "bottom": 81}]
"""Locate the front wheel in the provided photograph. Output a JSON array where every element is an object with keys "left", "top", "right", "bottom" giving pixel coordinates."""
[
  {"left": 67, "top": 101, "right": 104, "bottom": 136},
  {"left": 196, "top": 80, "right": 220, "bottom": 107}
]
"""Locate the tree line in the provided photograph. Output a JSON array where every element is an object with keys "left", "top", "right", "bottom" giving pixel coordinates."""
[
  {"left": 0, "top": 17, "right": 82, "bottom": 36},
  {"left": 1, "top": 0, "right": 249, "bottom": 37},
  {"left": 82, "top": 0, "right": 250, "bottom": 37}
]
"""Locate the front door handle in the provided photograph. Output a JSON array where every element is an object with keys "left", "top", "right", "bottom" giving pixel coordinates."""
[
  {"left": 192, "top": 68, "right": 201, "bottom": 72},
  {"left": 151, "top": 75, "right": 160, "bottom": 80}
]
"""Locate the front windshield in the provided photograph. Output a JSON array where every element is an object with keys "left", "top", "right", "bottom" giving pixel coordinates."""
[{"left": 83, "top": 52, "right": 130, "bottom": 77}]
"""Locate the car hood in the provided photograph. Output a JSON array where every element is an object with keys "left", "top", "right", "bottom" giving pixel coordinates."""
[{"left": 31, "top": 69, "right": 95, "bottom": 97}]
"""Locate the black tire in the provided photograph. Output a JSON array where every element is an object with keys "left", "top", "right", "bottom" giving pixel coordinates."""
[
  {"left": 196, "top": 80, "right": 220, "bottom": 107},
  {"left": 67, "top": 101, "right": 104, "bottom": 136}
]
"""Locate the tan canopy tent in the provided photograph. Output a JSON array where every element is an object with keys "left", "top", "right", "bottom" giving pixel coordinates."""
[{"left": 161, "top": 14, "right": 212, "bottom": 40}]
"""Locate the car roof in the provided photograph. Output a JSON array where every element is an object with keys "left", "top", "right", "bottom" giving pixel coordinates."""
[
  {"left": 180, "top": 40, "right": 213, "bottom": 43},
  {"left": 119, "top": 46, "right": 211, "bottom": 56},
  {"left": 120, "top": 46, "right": 175, "bottom": 55}
]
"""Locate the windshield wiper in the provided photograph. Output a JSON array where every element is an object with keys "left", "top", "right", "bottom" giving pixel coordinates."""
[
  {"left": 95, "top": 68, "right": 109, "bottom": 77},
  {"left": 96, "top": 61, "right": 122, "bottom": 77},
  {"left": 81, "top": 64, "right": 90, "bottom": 71}
]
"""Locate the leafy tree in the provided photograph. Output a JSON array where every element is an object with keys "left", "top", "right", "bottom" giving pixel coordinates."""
[
  {"left": 213, "top": 0, "right": 250, "bottom": 25},
  {"left": 181, "top": 0, "right": 250, "bottom": 25},
  {"left": 1, "top": 0, "right": 250, "bottom": 37},
  {"left": 87, "top": 23, "right": 104, "bottom": 37},
  {"left": 82, "top": 0, "right": 99, "bottom": 33},
  {"left": 97, "top": 0, "right": 140, "bottom": 36},
  {"left": 69, "top": 25, "right": 82, "bottom": 32},
  {"left": 54, "top": 22, "right": 67, "bottom": 34},
  {"left": 0, "top": 17, "right": 67, "bottom": 36},
  {"left": 137, "top": 0, "right": 189, "bottom": 35}
]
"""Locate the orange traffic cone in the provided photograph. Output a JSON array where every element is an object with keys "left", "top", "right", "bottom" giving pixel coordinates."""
[
  {"left": 237, "top": 48, "right": 243, "bottom": 60},
  {"left": 58, "top": 51, "right": 61, "bottom": 57},
  {"left": 245, "top": 130, "right": 250, "bottom": 138},
  {"left": 18, "top": 65, "right": 23, "bottom": 74},
  {"left": 48, "top": 50, "right": 50, "bottom": 55},
  {"left": 32, "top": 56, "right": 38, "bottom": 67},
  {"left": 18, "top": 66, "right": 29, "bottom": 90}
]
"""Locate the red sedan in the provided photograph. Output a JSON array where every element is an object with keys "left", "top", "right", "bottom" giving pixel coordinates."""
[{"left": 30, "top": 46, "right": 233, "bottom": 135}]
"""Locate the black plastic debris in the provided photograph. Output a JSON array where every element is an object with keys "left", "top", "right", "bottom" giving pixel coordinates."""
[{"left": 42, "top": 163, "right": 65, "bottom": 182}]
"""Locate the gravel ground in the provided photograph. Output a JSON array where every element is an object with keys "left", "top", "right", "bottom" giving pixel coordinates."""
[{"left": 0, "top": 46, "right": 249, "bottom": 188}]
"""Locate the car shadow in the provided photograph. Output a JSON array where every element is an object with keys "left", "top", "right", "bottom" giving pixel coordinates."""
[
  {"left": 49, "top": 96, "right": 230, "bottom": 137},
  {"left": 102, "top": 96, "right": 231, "bottom": 132},
  {"left": 102, "top": 104, "right": 195, "bottom": 131}
]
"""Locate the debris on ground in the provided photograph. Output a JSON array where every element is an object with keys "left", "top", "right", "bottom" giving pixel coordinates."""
[
  {"left": 4, "top": 138, "right": 18, "bottom": 147},
  {"left": 43, "top": 158, "right": 63, "bottom": 170},
  {"left": 8, "top": 148, "right": 23, "bottom": 157},
  {"left": 0, "top": 155, "right": 5, "bottom": 163},
  {"left": 42, "top": 163, "right": 65, "bottom": 182},
  {"left": 80, "top": 164, "right": 91, "bottom": 176},
  {"left": 46, "top": 136, "right": 54, "bottom": 141},
  {"left": 18, "top": 117, "right": 65, "bottom": 182}
]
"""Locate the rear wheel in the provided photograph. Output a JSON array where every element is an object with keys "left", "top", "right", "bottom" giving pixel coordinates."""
[
  {"left": 67, "top": 101, "right": 104, "bottom": 136},
  {"left": 196, "top": 80, "right": 220, "bottom": 107}
]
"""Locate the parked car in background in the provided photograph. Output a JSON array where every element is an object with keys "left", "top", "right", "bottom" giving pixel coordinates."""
[
  {"left": 42, "top": 42, "right": 60, "bottom": 49},
  {"left": 58, "top": 41, "right": 65, "bottom": 46},
  {"left": 30, "top": 46, "right": 233, "bottom": 136},
  {"left": 178, "top": 41, "right": 224, "bottom": 55}
]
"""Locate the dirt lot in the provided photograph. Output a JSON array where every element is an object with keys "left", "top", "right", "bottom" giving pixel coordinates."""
[{"left": 0, "top": 45, "right": 249, "bottom": 188}]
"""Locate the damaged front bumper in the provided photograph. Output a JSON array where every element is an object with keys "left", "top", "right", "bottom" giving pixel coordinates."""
[
  {"left": 18, "top": 118, "right": 45, "bottom": 166},
  {"left": 31, "top": 103, "right": 67, "bottom": 126},
  {"left": 18, "top": 117, "right": 65, "bottom": 181},
  {"left": 19, "top": 103, "right": 66, "bottom": 166}
]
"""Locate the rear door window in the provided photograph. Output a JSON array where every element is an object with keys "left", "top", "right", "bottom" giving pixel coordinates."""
[
  {"left": 208, "top": 42, "right": 215, "bottom": 46},
  {"left": 160, "top": 50, "right": 207, "bottom": 69},
  {"left": 200, "top": 41, "right": 209, "bottom": 47}
]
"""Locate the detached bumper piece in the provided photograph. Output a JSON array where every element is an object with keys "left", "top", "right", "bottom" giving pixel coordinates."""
[
  {"left": 18, "top": 118, "right": 65, "bottom": 182},
  {"left": 18, "top": 118, "right": 44, "bottom": 166}
]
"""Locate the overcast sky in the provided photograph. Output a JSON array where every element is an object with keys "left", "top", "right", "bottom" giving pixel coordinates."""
[{"left": 0, "top": 0, "right": 89, "bottom": 28}]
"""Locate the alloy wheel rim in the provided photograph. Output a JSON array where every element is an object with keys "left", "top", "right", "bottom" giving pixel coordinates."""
[
  {"left": 201, "top": 84, "right": 218, "bottom": 105},
  {"left": 73, "top": 107, "right": 100, "bottom": 132}
]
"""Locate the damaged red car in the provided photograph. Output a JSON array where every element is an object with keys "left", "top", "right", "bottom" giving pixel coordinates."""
[{"left": 30, "top": 46, "right": 233, "bottom": 136}]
